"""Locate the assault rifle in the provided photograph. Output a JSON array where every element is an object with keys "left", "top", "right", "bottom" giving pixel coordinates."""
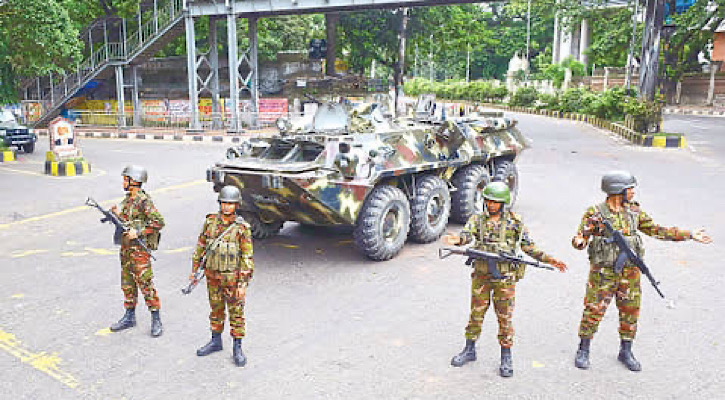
[
  {"left": 438, "top": 247, "right": 555, "bottom": 279},
  {"left": 181, "top": 220, "right": 239, "bottom": 295},
  {"left": 85, "top": 197, "right": 156, "bottom": 260},
  {"left": 595, "top": 214, "right": 665, "bottom": 298}
]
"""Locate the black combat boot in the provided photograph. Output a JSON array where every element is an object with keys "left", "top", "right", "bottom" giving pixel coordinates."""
[
  {"left": 110, "top": 308, "right": 136, "bottom": 332},
  {"left": 451, "top": 339, "right": 477, "bottom": 367},
  {"left": 575, "top": 338, "right": 591, "bottom": 370},
  {"left": 499, "top": 347, "right": 513, "bottom": 378},
  {"left": 232, "top": 338, "right": 247, "bottom": 367},
  {"left": 618, "top": 340, "right": 642, "bottom": 372},
  {"left": 197, "top": 332, "right": 223, "bottom": 356},
  {"left": 150, "top": 310, "right": 163, "bottom": 337}
]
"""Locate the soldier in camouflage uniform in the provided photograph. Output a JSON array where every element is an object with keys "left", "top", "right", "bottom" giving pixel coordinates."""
[
  {"left": 110, "top": 165, "right": 165, "bottom": 337},
  {"left": 191, "top": 186, "right": 254, "bottom": 367},
  {"left": 443, "top": 181, "right": 567, "bottom": 377},
  {"left": 572, "top": 171, "right": 712, "bottom": 371}
]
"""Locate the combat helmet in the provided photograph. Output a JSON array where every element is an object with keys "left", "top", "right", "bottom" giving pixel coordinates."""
[
  {"left": 122, "top": 165, "right": 148, "bottom": 184},
  {"left": 218, "top": 185, "right": 242, "bottom": 203},
  {"left": 601, "top": 170, "right": 637, "bottom": 195},
  {"left": 482, "top": 181, "right": 511, "bottom": 205}
]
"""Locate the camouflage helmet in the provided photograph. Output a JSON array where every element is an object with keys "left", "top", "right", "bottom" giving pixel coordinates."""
[
  {"left": 218, "top": 185, "right": 242, "bottom": 203},
  {"left": 601, "top": 170, "right": 637, "bottom": 195},
  {"left": 482, "top": 181, "right": 511, "bottom": 205},
  {"left": 122, "top": 165, "right": 148, "bottom": 184}
]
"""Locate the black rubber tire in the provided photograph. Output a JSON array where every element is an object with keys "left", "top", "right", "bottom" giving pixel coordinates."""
[
  {"left": 22, "top": 142, "right": 34, "bottom": 153},
  {"left": 409, "top": 175, "right": 451, "bottom": 243},
  {"left": 239, "top": 212, "right": 284, "bottom": 239},
  {"left": 492, "top": 160, "right": 519, "bottom": 208},
  {"left": 450, "top": 165, "right": 490, "bottom": 224},
  {"left": 353, "top": 185, "right": 411, "bottom": 261}
]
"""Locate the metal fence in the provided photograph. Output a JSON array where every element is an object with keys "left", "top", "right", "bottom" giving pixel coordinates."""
[{"left": 68, "top": 110, "right": 303, "bottom": 132}]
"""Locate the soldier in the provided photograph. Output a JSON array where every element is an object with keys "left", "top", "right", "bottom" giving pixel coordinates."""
[
  {"left": 572, "top": 171, "right": 712, "bottom": 371},
  {"left": 110, "top": 165, "right": 165, "bottom": 337},
  {"left": 442, "top": 181, "right": 567, "bottom": 377},
  {"left": 191, "top": 186, "right": 254, "bottom": 367}
]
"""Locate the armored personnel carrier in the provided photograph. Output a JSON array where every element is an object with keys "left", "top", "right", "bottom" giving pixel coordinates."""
[{"left": 206, "top": 100, "right": 527, "bottom": 261}]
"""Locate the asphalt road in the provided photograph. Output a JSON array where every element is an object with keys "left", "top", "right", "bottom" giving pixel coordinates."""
[{"left": 0, "top": 115, "right": 722, "bottom": 399}]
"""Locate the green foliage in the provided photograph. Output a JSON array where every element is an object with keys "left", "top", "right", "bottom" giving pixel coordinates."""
[
  {"left": 509, "top": 86, "right": 538, "bottom": 107},
  {"left": 623, "top": 95, "right": 663, "bottom": 133},
  {"left": 536, "top": 92, "right": 559, "bottom": 110},
  {"left": 586, "top": 87, "right": 628, "bottom": 120},
  {"left": 402, "top": 78, "right": 507, "bottom": 102},
  {"left": 534, "top": 56, "right": 586, "bottom": 89},
  {"left": 0, "top": 0, "right": 84, "bottom": 103}
]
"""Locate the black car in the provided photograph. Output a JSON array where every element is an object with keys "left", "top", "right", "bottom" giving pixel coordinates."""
[{"left": 0, "top": 110, "right": 36, "bottom": 153}]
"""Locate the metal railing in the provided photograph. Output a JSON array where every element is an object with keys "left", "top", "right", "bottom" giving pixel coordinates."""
[
  {"left": 68, "top": 110, "right": 301, "bottom": 133},
  {"left": 29, "top": 0, "right": 185, "bottom": 124}
]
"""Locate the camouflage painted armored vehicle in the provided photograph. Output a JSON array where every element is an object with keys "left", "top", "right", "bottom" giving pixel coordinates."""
[{"left": 207, "top": 102, "right": 528, "bottom": 261}]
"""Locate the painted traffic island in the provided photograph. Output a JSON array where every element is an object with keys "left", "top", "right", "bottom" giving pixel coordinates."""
[{"left": 44, "top": 117, "right": 91, "bottom": 176}]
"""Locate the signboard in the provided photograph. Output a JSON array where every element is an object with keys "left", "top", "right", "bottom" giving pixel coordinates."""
[
  {"left": 258, "top": 98, "right": 288, "bottom": 121},
  {"left": 141, "top": 99, "right": 168, "bottom": 122},
  {"left": 48, "top": 117, "right": 80, "bottom": 160}
]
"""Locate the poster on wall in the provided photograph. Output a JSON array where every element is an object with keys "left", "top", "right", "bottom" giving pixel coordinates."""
[
  {"left": 258, "top": 98, "right": 288, "bottom": 121},
  {"left": 142, "top": 100, "right": 168, "bottom": 122},
  {"left": 168, "top": 99, "right": 191, "bottom": 122}
]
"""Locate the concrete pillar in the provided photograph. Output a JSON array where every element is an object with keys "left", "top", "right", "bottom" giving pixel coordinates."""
[
  {"left": 115, "top": 65, "right": 126, "bottom": 128},
  {"left": 603, "top": 67, "right": 609, "bottom": 89},
  {"left": 227, "top": 13, "right": 240, "bottom": 131},
  {"left": 707, "top": 62, "right": 722, "bottom": 105},
  {"left": 185, "top": 14, "right": 200, "bottom": 130},
  {"left": 675, "top": 80, "right": 682, "bottom": 104},
  {"left": 209, "top": 18, "right": 221, "bottom": 129},
  {"left": 131, "top": 65, "right": 141, "bottom": 127},
  {"left": 579, "top": 19, "right": 590, "bottom": 66}
]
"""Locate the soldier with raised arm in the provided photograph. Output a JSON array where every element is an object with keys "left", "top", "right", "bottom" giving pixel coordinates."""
[{"left": 572, "top": 171, "right": 712, "bottom": 371}]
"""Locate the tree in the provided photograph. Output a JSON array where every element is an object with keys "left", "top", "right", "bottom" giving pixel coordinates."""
[{"left": 0, "top": 0, "right": 83, "bottom": 103}]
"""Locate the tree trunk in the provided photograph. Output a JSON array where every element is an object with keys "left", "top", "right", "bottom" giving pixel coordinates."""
[
  {"left": 395, "top": 8, "right": 409, "bottom": 116},
  {"left": 325, "top": 13, "right": 339, "bottom": 76},
  {"left": 638, "top": 0, "right": 665, "bottom": 101}
]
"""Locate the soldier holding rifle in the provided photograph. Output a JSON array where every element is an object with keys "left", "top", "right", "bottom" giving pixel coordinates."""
[
  {"left": 442, "top": 181, "right": 567, "bottom": 377},
  {"left": 572, "top": 171, "right": 712, "bottom": 372}
]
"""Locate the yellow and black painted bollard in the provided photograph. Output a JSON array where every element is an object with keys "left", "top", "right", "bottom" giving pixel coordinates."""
[
  {"left": 0, "top": 149, "right": 16, "bottom": 162},
  {"left": 44, "top": 151, "right": 91, "bottom": 176}
]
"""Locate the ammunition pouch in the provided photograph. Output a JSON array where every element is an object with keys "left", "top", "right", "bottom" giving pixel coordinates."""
[{"left": 588, "top": 234, "right": 644, "bottom": 268}]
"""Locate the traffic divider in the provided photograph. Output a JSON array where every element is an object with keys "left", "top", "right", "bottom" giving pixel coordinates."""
[{"left": 0, "top": 149, "right": 16, "bottom": 162}]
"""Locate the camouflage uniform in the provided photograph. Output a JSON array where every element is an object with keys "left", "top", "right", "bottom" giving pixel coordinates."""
[
  {"left": 118, "top": 190, "right": 164, "bottom": 311},
  {"left": 192, "top": 214, "right": 254, "bottom": 338},
  {"left": 576, "top": 202, "right": 692, "bottom": 340},
  {"left": 459, "top": 210, "right": 555, "bottom": 348}
]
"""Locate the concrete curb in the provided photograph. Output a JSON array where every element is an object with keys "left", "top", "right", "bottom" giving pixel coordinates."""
[
  {"left": 663, "top": 108, "right": 725, "bottom": 117},
  {"left": 35, "top": 130, "right": 250, "bottom": 144},
  {"left": 480, "top": 104, "right": 687, "bottom": 149},
  {"left": 0, "top": 149, "right": 16, "bottom": 162},
  {"left": 45, "top": 160, "right": 92, "bottom": 176}
]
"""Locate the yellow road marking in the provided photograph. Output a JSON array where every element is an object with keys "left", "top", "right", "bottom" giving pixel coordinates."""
[
  {"left": 162, "top": 246, "right": 193, "bottom": 254},
  {"left": 10, "top": 294, "right": 25, "bottom": 299},
  {"left": 11, "top": 249, "right": 49, "bottom": 258},
  {"left": 272, "top": 243, "right": 299, "bottom": 249},
  {"left": 61, "top": 251, "right": 89, "bottom": 257},
  {"left": 0, "top": 166, "right": 106, "bottom": 179},
  {"left": 0, "top": 328, "right": 79, "bottom": 389},
  {"left": 94, "top": 328, "right": 112, "bottom": 337},
  {"left": 84, "top": 247, "right": 116, "bottom": 255},
  {"left": 336, "top": 240, "right": 354, "bottom": 246},
  {"left": 0, "top": 179, "right": 206, "bottom": 230},
  {"left": 532, "top": 361, "right": 545, "bottom": 368}
]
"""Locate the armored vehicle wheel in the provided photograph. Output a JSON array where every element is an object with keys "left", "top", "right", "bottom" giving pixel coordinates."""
[
  {"left": 240, "top": 212, "right": 284, "bottom": 239},
  {"left": 409, "top": 175, "right": 451, "bottom": 243},
  {"left": 492, "top": 160, "right": 519, "bottom": 207},
  {"left": 22, "top": 142, "right": 34, "bottom": 153},
  {"left": 450, "top": 165, "right": 490, "bottom": 224},
  {"left": 354, "top": 185, "right": 410, "bottom": 261}
]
